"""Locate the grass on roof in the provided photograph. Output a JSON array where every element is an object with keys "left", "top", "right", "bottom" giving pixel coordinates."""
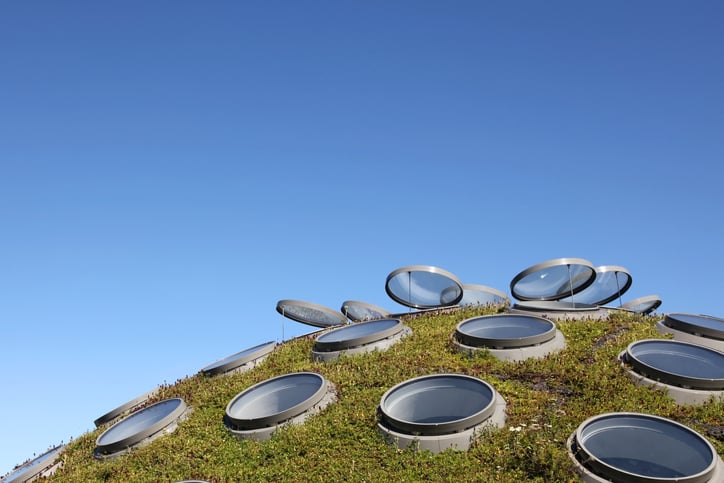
[{"left": 31, "top": 307, "right": 724, "bottom": 482}]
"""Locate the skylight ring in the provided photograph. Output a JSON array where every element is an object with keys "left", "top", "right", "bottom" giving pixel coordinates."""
[
  {"left": 662, "top": 313, "right": 724, "bottom": 341},
  {"left": 455, "top": 314, "right": 557, "bottom": 349},
  {"left": 378, "top": 374, "right": 497, "bottom": 436},
  {"left": 2, "top": 445, "right": 64, "bottom": 482},
  {"left": 314, "top": 318, "right": 404, "bottom": 352},
  {"left": 559, "top": 265, "right": 633, "bottom": 306},
  {"left": 200, "top": 341, "right": 277, "bottom": 376},
  {"left": 621, "top": 295, "right": 662, "bottom": 314},
  {"left": 623, "top": 339, "right": 724, "bottom": 390},
  {"left": 93, "top": 387, "right": 159, "bottom": 428},
  {"left": 385, "top": 265, "right": 464, "bottom": 309},
  {"left": 225, "top": 372, "right": 329, "bottom": 430},
  {"left": 510, "top": 257, "right": 596, "bottom": 302},
  {"left": 95, "top": 398, "right": 188, "bottom": 457},
  {"left": 569, "top": 412, "right": 718, "bottom": 483},
  {"left": 340, "top": 300, "right": 391, "bottom": 322},
  {"left": 275, "top": 299, "right": 348, "bottom": 328}
]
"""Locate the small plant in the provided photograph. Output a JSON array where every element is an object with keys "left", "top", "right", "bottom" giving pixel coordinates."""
[{"left": 43, "top": 307, "right": 722, "bottom": 482}]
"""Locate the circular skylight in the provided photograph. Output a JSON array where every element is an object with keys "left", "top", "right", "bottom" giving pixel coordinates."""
[
  {"left": 568, "top": 412, "right": 719, "bottom": 482},
  {"left": 455, "top": 314, "right": 556, "bottom": 349},
  {"left": 3, "top": 445, "right": 64, "bottom": 483},
  {"left": 199, "top": 341, "right": 276, "bottom": 377},
  {"left": 621, "top": 295, "right": 662, "bottom": 314},
  {"left": 94, "top": 387, "right": 160, "bottom": 428},
  {"left": 454, "top": 284, "right": 510, "bottom": 307},
  {"left": 453, "top": 314, "right": 566, "bottom": 361},
  {"left": 661, "top": 313, "right": 724, "bottom": 340},
  {"left": 510, "top": 258, "right": 596, "bottom": 302},
  {"left": 312, "top": 318, "right": 411, "bottom": 361},
  {"left": 377, "top": 374, "right": 506, "bottom": 453},
  {"left": 225, "top": 372, "right": 336, "bottom": 440},
  {"left": 559, "top": 265, "right": 632, "bottom": 306},
  {"left": 385, "top": 265, "right": 463, "bottom": 309},
  {"left": 340, "top": 300, "right": 391, "bottom": 322},
  {"left": 276, "top": 299, "right": 348, "bottom": 328},
  {"left": 379, "top": 374, "right": 496, "bottom": 435},
  {"left": 315, "top": 318, "right": 404, "bottom": 351},
  {"left": 657, "top": 313, "right": 724, "bottom": 353},
  {"left": 623, "top": 339, "right": 724, "bottom": 391},
  {"left": 95, "top": 398, "right": 189, "bottom": 459}
]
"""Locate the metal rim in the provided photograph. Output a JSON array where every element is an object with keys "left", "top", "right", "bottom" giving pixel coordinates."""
[
  {"left": 200, "top": 341, "right": 276, "bottom": 376},
  {"left": 624, "top": 339, "right": 724, "bottom": 390},
  {"left": 93, "top": 387, "right": 159, "bottom": 428},
  {"left": 561, "top": 265, "right": 633, "bottom": 306},
  {"left": 379, "top": 374, "right": 497, "bottom": 436},
  {"left": 663, "top": 313, "right": 724, "bottom": 341},
  {"left": 621, "top": 295, "right": 662, "bottom": 314},
  {"left": 340, "top": 300, "right": 391, "bottom": 322},
  {"left": 510, "top": 257, "right": 596, "bottom": 302},
  {"left": 3, "top": 445, "right": 64, "bottom": 482},
  {"left": 572, "top": 412, "right": 717, "bottom": 483},
  {"left": 314, "top": 318, "right": 404, "bottom": 352},
  {"left": 95, "top": 398, "right": 188, "bottom": 455},
  {"left": 225, "top": 372, "right": 328, "bottom": 430},
  {"left": 385, "top": 265, "right": 464, "bottom": 309},
  {"left": 276, "top": 299, "right": 348, "bottom": 328},
  {"left": 455, "top": 314, "right": 556, "bottom": 349}
]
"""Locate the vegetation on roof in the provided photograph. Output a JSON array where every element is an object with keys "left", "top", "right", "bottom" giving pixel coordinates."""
[{"left": 23, "top": 307, "right": 724, "bottom": 482}]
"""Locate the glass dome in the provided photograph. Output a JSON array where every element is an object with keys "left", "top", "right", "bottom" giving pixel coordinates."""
[
  {"left": 621, "top": 295, "right": 662, "bottom": 314},
  {"left": 276, "top": 300, "right": 348, "bottom": 328},
  {"left": 379, "top": 374, "right": 497, "bottom": 436},
  {"left": 340, "top": 300, "right": 391, "bottom": 322},
  {"left": 455, "top": 314, "right": 556, "bottom": 349},
  {"left": 569, "top": 412, "right": 718, "bottom": 482},
  {"left": 93, "top": 387, "right": 159, "bottom": 428},
  {"left": 2, "top": 445, "right": 64, "bottom": 482},
  {"left": 200, "top": 341, "right": 276, "bottom": 376},
  {"left": 95, "top": 398, "right": 188, "bottom": 459},
  {"left": 385, "top": 265, "right": 463, "bottom": 309},
  {"left": 559, "top": 265, "right": 632, "bottom": 306},
  {"left": 661, "top": 313, "right": 724, "bottom": 340},
  {"left": 225, "top": 373, "right": 329, "bottom": 430},
  {"left": 623, "top": 339, "right": 724, "bottom": 390},
  {"left": 510, "top": 258, "right": 596, "bottom": 302},
  {"left": 314, "top": 318, "right": 404, "bottom": 352}
]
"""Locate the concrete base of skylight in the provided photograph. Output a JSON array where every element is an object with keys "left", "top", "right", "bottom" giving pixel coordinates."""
[
  {"left": 452, "top": 330, "right": 566, "bottom": 362},
  {"left": 311, "top": 326, "right": 412, "bottom": 362},
  {"left": 226, "top": 383, "right": 337, "bottom": 441},
  {"left": 655, "top": 321, "right": 724, "bottom": 353},
  {"left": 619, "top": 353, "right": 724, "bottom": 406},
  {"left": 377, "top": 393, "right": 506, "bottom": 453},
  {"left": 94, "top": 407, "right": 192, "bottom": 461},
  {"left": 566, "top": 432, "right": 724, "bottom": 483}
]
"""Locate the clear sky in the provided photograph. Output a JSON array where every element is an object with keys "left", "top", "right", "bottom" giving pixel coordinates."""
[{"left": 1, "top": 1, "right": 723, "bottom": 475}]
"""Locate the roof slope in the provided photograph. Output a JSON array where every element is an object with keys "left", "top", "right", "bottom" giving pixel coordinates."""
[{"left": 29, "top": 307, "right": 724, "bottom": 482}]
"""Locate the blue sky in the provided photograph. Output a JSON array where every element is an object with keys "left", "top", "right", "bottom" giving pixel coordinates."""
[{"left": 1, "top": 1, "right": 723, "bottom": 475}]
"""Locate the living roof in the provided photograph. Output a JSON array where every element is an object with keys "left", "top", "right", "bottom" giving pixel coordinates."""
[{"left": 12, "top": 306, "right": 724, "bottom": 482}]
